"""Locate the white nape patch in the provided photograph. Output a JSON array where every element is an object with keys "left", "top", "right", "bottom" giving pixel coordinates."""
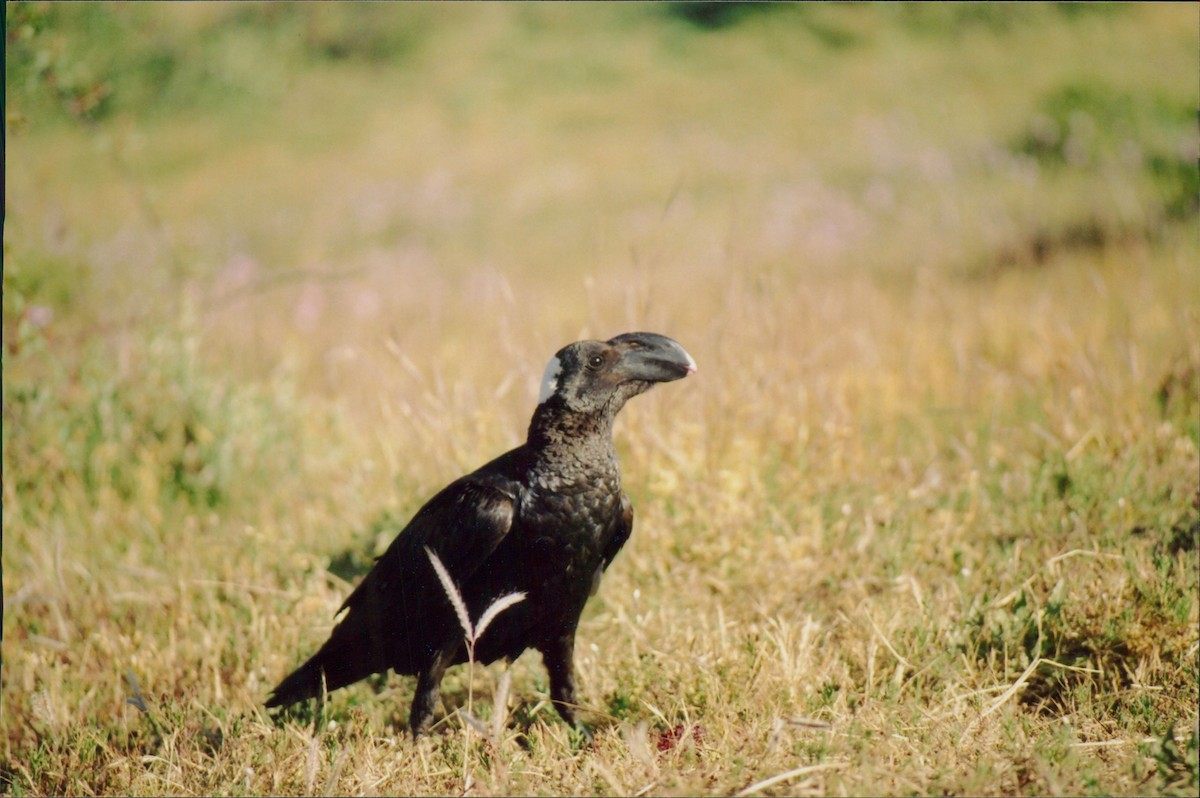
[{"left": 537, "top": 354, "right": 563, "bottom": 404}]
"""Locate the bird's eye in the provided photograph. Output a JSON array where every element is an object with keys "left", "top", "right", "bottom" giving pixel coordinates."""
[{"left": 587, "top": 354, "right": 604, "bottom": 370}]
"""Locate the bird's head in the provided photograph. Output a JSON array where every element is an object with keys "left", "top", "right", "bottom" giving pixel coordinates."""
[{"left": 537, "top": 332, "right": 697, "bottom": 416}]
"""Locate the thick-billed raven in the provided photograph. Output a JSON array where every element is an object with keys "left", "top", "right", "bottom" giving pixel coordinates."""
[{"left": 266, "top": 332, "right": 696, "bottom": 736}]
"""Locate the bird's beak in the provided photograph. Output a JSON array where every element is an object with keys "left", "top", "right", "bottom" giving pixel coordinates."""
[{"left": 609, "top": 332, "right": 698, "bottom": 383}]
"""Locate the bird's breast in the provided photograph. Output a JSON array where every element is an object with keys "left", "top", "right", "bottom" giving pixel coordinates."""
[
  {"left": 525, "top": 488, "right": 619, "bottom": 547},
  {"left": 518, "top": 482, "right": 621, "bottom": 584}
]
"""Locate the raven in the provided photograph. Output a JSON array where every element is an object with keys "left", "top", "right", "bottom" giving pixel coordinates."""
[{"left": 266, "top": 332, "right": 696, "bottom": 736}]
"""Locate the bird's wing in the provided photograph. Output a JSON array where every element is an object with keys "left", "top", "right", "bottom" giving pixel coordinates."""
[
  {"left": 326, "top": 475, "right": 517, "bottom": 671},
  {"left": 338, "top": 476, "right": 517, "bottom": 617},
  {"left": 268, "top": 476, "right": 517, "bottom": 702},
  {"left": 396, "top": 476, "right": 517, "bottom": 577}
]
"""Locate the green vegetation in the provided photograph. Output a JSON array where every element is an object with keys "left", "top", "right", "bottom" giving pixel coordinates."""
[{"left": 4, "top": 3, "right": 1198, "bottom": 795}]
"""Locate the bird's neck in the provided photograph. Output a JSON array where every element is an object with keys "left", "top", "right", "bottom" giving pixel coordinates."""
[{"left": 525, "top": 404, "right": 619, "bottom": 478}]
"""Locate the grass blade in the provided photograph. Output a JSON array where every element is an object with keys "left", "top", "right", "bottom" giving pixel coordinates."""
[
  {"left": 492, "top": 668, "right": 512, "bottom": 742},
  {"left": 424, "top": 546, "right": 473, "bottom": 639},
  {"left": 473, "top": 591, "right": 526, "bottom": 642}
]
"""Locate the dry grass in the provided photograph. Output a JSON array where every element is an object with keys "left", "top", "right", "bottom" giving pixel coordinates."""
[{"left": 4, "top": 4, "right": 1198, "bottom": 796}]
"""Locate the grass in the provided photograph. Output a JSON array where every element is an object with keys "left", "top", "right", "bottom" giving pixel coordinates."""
[
  {"left": 3, "top": 3, "right": 1199, "bottom": 795},
  {"left": 423, "top": 546, "right": 526, "bottom": 793}
]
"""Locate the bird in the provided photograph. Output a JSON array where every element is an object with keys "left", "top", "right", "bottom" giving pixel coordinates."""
[{"left": 266, "top": 331, "right": 696, "bottom": 737}]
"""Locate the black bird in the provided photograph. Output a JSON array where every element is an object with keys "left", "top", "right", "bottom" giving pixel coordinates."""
[{"left": 266, "top": 332, "right": 696, "bottom": 736}]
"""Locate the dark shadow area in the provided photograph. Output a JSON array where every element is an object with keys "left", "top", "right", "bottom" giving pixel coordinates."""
[
  {"left": 665, "top": 2, "right": 780, "bottom": 31},
  {"left": 326, "top": 509, "right": 410, "bottom": 584}
]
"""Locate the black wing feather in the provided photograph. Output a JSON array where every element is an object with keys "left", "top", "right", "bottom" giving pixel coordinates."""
[
  {"left": 338, "top": 476, "right": 516, "bottom": 666},
  {"left": 266, "top": 476, "right": 515, "bottom": 707}
]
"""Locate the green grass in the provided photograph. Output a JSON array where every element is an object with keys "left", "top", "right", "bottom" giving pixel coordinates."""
[{"left": 4, "top": 3, "right": 1199, "bottom": 795}]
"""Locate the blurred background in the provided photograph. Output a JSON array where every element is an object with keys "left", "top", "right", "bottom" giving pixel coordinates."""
[
  {"left": 3, "top": 4, "right": 1198, "bottom": 794},
  {"left": 7, "top": 3, "right": 1195, "bottom": 394}
]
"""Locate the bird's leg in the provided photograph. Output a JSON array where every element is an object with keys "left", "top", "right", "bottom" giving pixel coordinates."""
[
  {"left": 409, "top": 648, "right": 453, "bottom": 738},
  {"left": 541, "top": 635, "right": 586, "bottom": 732}
]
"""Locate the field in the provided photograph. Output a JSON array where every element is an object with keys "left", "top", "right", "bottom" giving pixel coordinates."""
[{"left": 3, "top": 3, "right": 1198, "bottom": 795}]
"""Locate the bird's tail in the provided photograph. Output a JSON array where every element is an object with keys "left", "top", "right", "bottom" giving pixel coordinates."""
[{"left": 265, "top": 606, "right": 388, "bottom": 709}]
